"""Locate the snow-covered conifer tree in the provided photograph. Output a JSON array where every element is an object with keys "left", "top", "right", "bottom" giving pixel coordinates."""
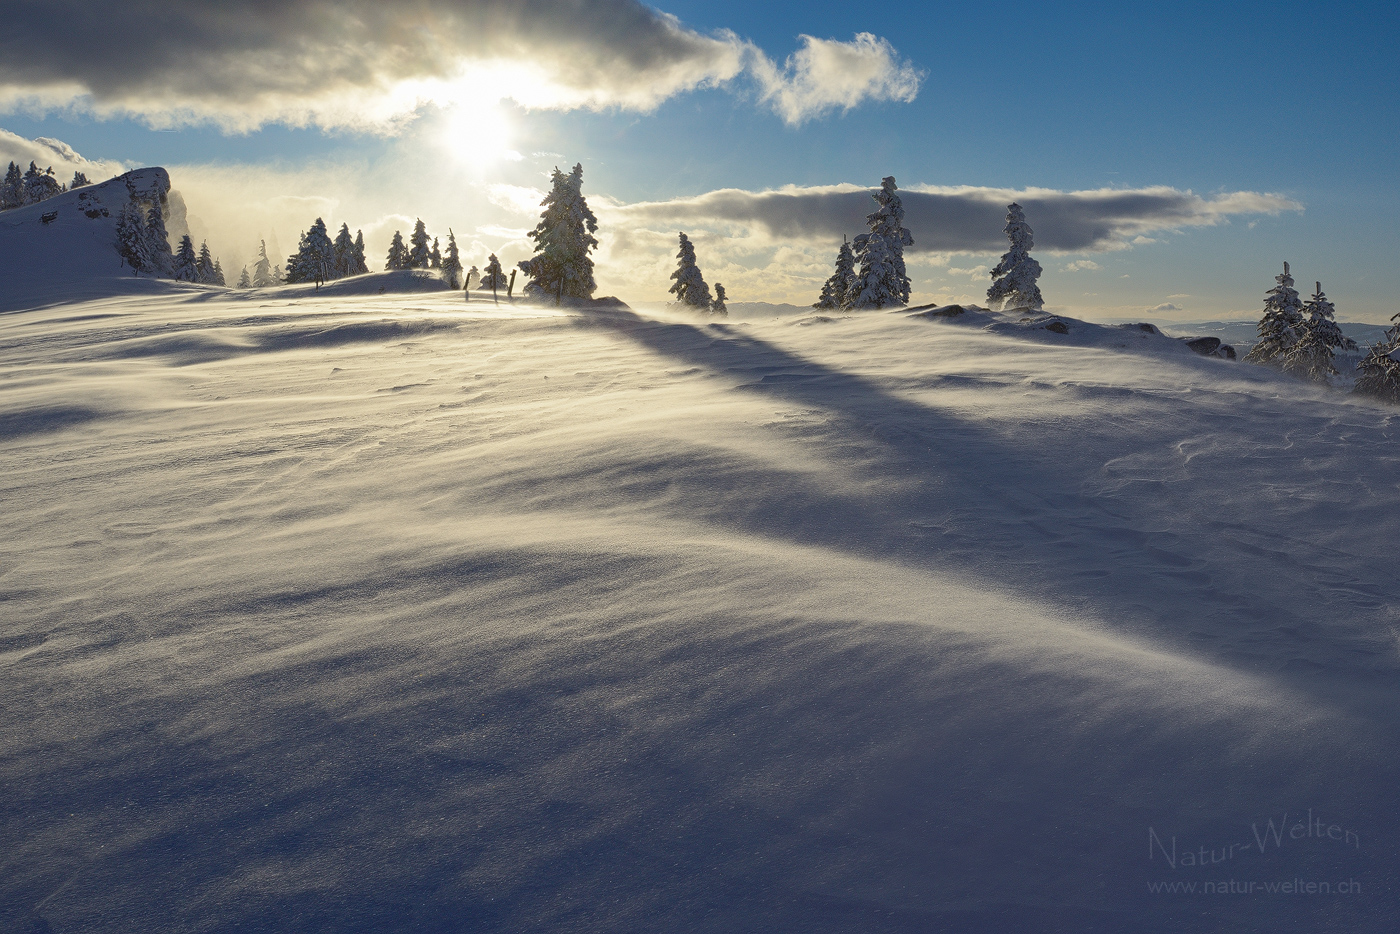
[
  {"left": 441, "top": 229, "right": 463, "bottom": 289},
  {"left": 252, "top": 240, "right": 276, "bottom": 287},
  {"left": 237, "top": 266, "right": 251, "bottom": 289},
  {"left": 71, "top": 171, "right": 91, "bottom": 189},
  {"left": 196, "top": 241, "right": 215, "bottom": 283},
  {"left": 847, "top": 177, "right": 913, "bottom": 310},
  {"left": 386, "top": 231, "right": 408, "bottom": 270},
  {"left": 143, "top": 197, "right": 173, "bottom": 277},
  {"left": 172, "top": 235, "right": 199, "bottom": 281},
  {"left": 409, "top": 219, "right": 432, "bottom": 269},
  {"left": 1283, "top": 281, "right": 1355, "bottom": 381},
  {"left": 351, "top": 230, "right": 368, "bottom": 275},
  {"left": 1, "top": 161, "right": 21, "bottom": 209},
  {"left": 480, "top": 253, "right": 506, "bottom": 291},
  {"left": 986, "top": 203, "right": 1043, "bottom": 312},
  {"left": 518, "top": 163, "right": 599, "bottom": 302},
  {"left": 211, "top": 258, "right": 226, "bottom": 287},
  {"left": 1354, "top": 314, "right": 1400, "bottom": 404},
  {"left": 669, "top": 232, "right": 713, "bottom": 309},
  {"left": 1243, "top": 262, "right": 1306, "bottom": 365},
  {"left": 712, "top": 283, "right": 728, "bottom": 316},
  {"left": 115, "top": 201, "right": 151, "bottom": 275},
  {"left": 430, "top": 237, "right": 442, "bottom": 269},
  {"left": 814, "top": 237, "right": 855, "bottom": 309},
  {"left": 466, "top": 265, "right": 479, "bottom": 290},
  {"left": 332, "top": 223, "right": 356, "bottom": 278}
]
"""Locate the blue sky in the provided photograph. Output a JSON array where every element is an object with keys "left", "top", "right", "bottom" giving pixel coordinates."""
[{"left": 1, "top": 0, "right": 1395, "bottom": 319}]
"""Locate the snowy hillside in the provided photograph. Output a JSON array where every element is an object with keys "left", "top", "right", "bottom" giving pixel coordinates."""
[{"left": 2, "top": 287, "right": 1398, "bottom": 932}]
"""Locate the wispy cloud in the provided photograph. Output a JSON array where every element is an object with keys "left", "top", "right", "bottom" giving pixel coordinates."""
[
  {"left": 604, "top": 183, "right": 1302, "bottom": 254},
  {"left": 0, "top": 1, "right": 919, "bottom": 131}
]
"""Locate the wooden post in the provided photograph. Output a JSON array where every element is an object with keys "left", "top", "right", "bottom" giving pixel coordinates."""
[
  {"left": 507, "top": 269, "right": 516, "bottom": 299},
  {"left": 556, "top": 276, "right": 564, "bottom": 306}
]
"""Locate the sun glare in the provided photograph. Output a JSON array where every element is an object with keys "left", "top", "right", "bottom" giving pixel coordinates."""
[{"left": 438, "top": 104, "right": 517, "bottom": 169}]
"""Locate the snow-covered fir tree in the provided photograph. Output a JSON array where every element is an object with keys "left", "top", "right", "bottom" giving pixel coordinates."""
[
  {"left": 1, "top": 162, "right": 21, "bottom": 209},
  {"left": 252, "top": 240, "right": 277, "bottom": 287},
  {"left": 196, "top": 241, "right": 216, "bottom": 284},
  {"left": 172, "top": 235, "right": 199, "bottom": 281},
  {"left": 22, "top": 162, "right": 62, "bottom": 206},
  {"left": 116, "top": 201, "right": 152, "bottom": 275},
  {"left": 351, "top": 230, "right": 368, "bottom": 275},
  {"left": 237, "top": 266, "right": 251, "bottom": 289},
  {"left": 1353, "top": 314, "right": 1400, "bottom": 404},
  {"left": 408, "top": 219, "right": 432, "bottom": 269},
  {"left": 332, "top": 223, "right": 356, "bottom": 278},
  {"left": 1243, "top": 262, "right": 1306, "bottom": 365},
  {"left": 386, "top": 231, "right": 409, "bottom": 270},
  {"left": 712, "top": 283, "right": 728, "bottom": 316},
  {"left": 286, "top": 217, "right": 335, "bottom": 284},
  {"left": 669, "top": 232, "right": 713, "bottom": 308},
  {"left": 70, "top": 171, "right": 91, "bottom": 189},
  {"left": 986, "top": 203, "right": 1043, "bottom": 312},
  {"left": 846, "top": 176, "right": 913, "bottom": 310},
  {"left": 430, "top": 237, "right": 442, "bottom": 269},
  {"left": 143, "top": 197, "right": 173, "bottom": 277},
  {"left": 1283, "top": 281, "right": 1355, "bottom": 381},
  {"left": 466, "top": 265, "right": 480, "bottom": 290},
  {"left": 480, "top": 253, "right": 507, "bottom": 293},
  {"left": 518, "top": 163, "right": 599, "bottom": 301},
  {"left": 211, "top": 258, "right": 226, "bottom": 287},
  {"left": 814, "top": 236, "right": 855, "bottom": 309},
  {"left": 441, "top": 229, "right": 463, "bottom": 289}
]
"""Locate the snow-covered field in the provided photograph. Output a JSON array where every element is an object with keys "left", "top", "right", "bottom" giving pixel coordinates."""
[{"left": 3, "top": 277, "right": 1397, "bottom": 932}]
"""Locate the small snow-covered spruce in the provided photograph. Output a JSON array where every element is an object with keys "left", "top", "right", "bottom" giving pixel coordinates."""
[
  {"left": 22, "top": 162, "right": 61, "bottom": 206},
  {"left": 466, "top": 265, "right": 479, "bottom": 290},
  {"left": 173, "top": 234, "right": 199, "bottom": 282},
  {"left": 986, "top": 202, "right": 1043, "bottom": 312},
  {"left": 1283, "top": 281, "right": 1355, "bottom": 381},
  {"left": 669, "top": 232, "right": 713, "bottom": 309},
  {"left": 518, "top": 163, "right": 599, "bottom": 302},
  {"left": 441, "top": 230, "right": 463, "bottom": 289},
  {"left": 252, "top": 240, "right": 277, "bottom": 286},
  {"left": 211, "top": 258, "right": 226, "bottom": 287},
  {"left": 712, "top": 283, "right": 728, "bottom": 316},
  {"left": 143, "top": 197, "right": 174, "bottom": 277},
  {"left": 351, "top": 230, "right": 368, "bottom": 275},
  {"left": 1243, "top": 262, "right": 1305, "bottom": 365},
  {"left": 196, "top": 241, "right": 216, "bottom": 284},
  {"left": 409, "top": 219, "right": 432, "bottom": 269},
  {"left": 430, "top": 237, "right": 442, "bottom": 270},
  {"left": 1353, "top": 314, "right": 1400, "bottom": 404},
  {"left": 115, "top": 201, "right": 152, "bottom": 274},
  {"left": 480, "top": 253, "right": 507, "bottom": 294},
  {"left": 1, "top": 162, "right": 21, "bottom": 209},
  {"left": 846, "top": 176, "right": 913, "bottom": 310},
  {"left": 71, "top": 171, "right": 91, "bottom": 189},
  {"left": 332, "top": 223, "right": 356, "bottom": 278},
  {"left": 814, "top": 236, "right": 854, "bottom": 309},
  {"left": 385, "top": 230, "right": 408, "bottom": 270},
  {"left": 236, "top": 266, "right": 251, "bottom": 289},
  {"left": 286, "top": 218, "right": 334, "bottom": 284}
]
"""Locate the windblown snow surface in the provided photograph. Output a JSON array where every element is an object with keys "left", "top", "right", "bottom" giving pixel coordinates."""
[{"left": 3, "top": 274, "right": 1399, "bottom": 929}]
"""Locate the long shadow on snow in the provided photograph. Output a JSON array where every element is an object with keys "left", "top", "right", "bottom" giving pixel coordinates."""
[{"left": 573, "top": 309, "right": 1400, "bottom": 703}]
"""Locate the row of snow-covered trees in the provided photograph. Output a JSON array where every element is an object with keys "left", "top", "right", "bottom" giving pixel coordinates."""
[
  {"left": 172, "top": 235, "right": 226, "bottom": 286},
  {"left": 280, "top": 219, "right": 371, "bottom": 286},
  {"left": 383, "top": 218, "right": 464, "bottom": 287},
  {"left": 1, "top": 161, "right": 92, "bottom": 210}
]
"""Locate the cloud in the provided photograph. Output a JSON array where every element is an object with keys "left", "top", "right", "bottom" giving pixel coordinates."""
[
  {"left": 1150, "top": 302, "right": 1183, "bottom": 312},
  {"left": 750, "top": 33, "right": 922, "bottom": 124},
  {"left": 0, "top": 2, "right": 917, "bottom": 131},
  {"left": 605, "top": 183, "right": 1303, "bottom": 254},
  {"left": 0, "top": 128, "right": 124, "bottom": 180},
  {"left": 1063, "top": 260, "right": 1101, "bottom": 272}
]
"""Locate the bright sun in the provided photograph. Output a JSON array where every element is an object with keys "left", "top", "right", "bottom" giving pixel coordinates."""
[{"left": 439, "top": 104, "right": 516, "bottom": 169}]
